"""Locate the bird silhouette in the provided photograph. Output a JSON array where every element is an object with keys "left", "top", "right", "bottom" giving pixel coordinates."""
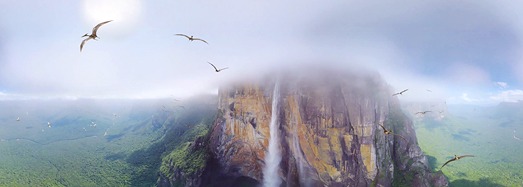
[
  {"left": 175, "top": 34, "right": 208, "bottom": 44},
  {"left": 207, "top": 62, "right": 228, "bottom": 72},
  {"left": 440, "top": 155, "right": 474, "bottom": 169},
  {"left": 415, "top": 111, "right": 432, "bottom": 115},
  {"left": 392, "top": 89, "right": 409, "bottom": 96},
  {"left": 80, "top": 20, "right": 113, "bottom": 52},
  {"left": 378, "top": 123, "right": 408, "bottom": 143}
]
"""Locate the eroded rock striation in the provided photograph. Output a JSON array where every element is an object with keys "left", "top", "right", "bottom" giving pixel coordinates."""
[{"left": 160, "top": 67, "right": 448, "bottom": 187}]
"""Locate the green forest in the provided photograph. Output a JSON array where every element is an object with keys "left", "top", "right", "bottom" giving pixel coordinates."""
[
  {"left": 413, "top": 103, "right": 523, "bottom": 187},
  {"left": 0, "top": 97, "right": 216, "bottom": 186}
]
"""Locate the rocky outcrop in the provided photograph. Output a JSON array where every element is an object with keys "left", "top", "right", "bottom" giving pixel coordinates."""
[{"left": 206, "top": 67, "right": 448, "bottom": 187}]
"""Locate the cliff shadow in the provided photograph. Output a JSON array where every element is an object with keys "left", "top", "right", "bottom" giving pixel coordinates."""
[
  {"left": 422, "top": 118, "right": 446, "bottom": 130},
  {"left": 451, "top": 133, "right": 470, "bottom": 142},
  {"left": 498, "top": 119, "right": 514, "bottom": 128},
  {"left": 125, "top": 98, "right": 218, "bottom": 186},
  {"left": 449, "top": 178, "right": 504, "bottom": 187},
  {"left": 126, "top": 139, "right": 167, "bottom": 186},
  {"left": 425, "top": 154, "right": 438, "bottom": 171}
]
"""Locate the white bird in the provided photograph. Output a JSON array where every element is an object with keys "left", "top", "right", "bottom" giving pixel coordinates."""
[
  {"left": 514, "top": 129, "right": 521, "bottom": 141},
  {"left": 175, "top": 34, "right": 208, "bottom": 44},
  {"left": 80, "top": 20, "right": 113, "bottom": 52},
  {"left": 48, "top": 122, "right": 51, "bottom": 128},
  {"left": 16, "top": 117, "right": 20, "bottom": 121}
]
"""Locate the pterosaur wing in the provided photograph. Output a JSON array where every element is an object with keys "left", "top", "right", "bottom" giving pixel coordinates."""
[{"left": 92, "top": 20, "right": 112, "bottom": 36}]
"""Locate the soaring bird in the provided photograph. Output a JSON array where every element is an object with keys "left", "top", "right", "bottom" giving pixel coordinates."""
[
  {"left": 415, "top": 111, "right": 432, "bottom": 115},
  {"left": 440, "top": 155, "right": 474, "bottom": 169},
  {"left": 175, "top": 34, "right": 208, "bottom": 44},
  {"left": 48, "top": 122, "right": 52, "bottom": 128},
  {"left": 207, "top": 61, "right": 228, "bottom": 72},
  {"left": 378, "top": 123, "right": 408, "bottom": 143},
  {"left": 80, "top": 20, "right": 113, "bottom": 52},
  {"left": 514, "top": 129, "right": 521, "bottom": 141},
  {"left": 16, "top": 117, "right": 20, "bottom": 122},
  {"left": 392, "top": 89, "right": 409, "bottom": 96}
]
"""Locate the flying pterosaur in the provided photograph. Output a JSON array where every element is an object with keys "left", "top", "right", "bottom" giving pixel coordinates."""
[
  {"left": 80, "top": 20, "right": 113, "bottom": 52},
  {"left": 378, "top": 123, "right": 408, "bottom": 143},
  {"left": 440, "top": 155, "right": 474, "bottom": 169},
  {"left": 175, "top": 34, "right": 208, "bottom": 44},
  {"left": 392, "top": 89, "right": 408, "bottom": 96},
  {"left": 415, "top": 111, "right": 432, "bottom": 115},
  {"left": 207, "top": 62, "right": 228, "bottom": 72}
]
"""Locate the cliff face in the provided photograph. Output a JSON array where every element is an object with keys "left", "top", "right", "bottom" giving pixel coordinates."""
[{"left": 207, "top": 68, "right": 447, "bottom": 187}]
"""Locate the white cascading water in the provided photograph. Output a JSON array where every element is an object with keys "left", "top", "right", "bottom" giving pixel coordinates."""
[
  {"left": 292, "top": 123, "right": 307, "bottom": 186},
  {"left": 262, "top": 82, "right": 282, "bottom": 187}
]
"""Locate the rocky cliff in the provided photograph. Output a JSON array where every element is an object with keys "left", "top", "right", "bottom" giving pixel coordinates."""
[
  {"left": 159, "top": 67, "right": 448, "bottom": 187},
  {"left": 208, "top": 67, "right": 447, "bottom": 187}
]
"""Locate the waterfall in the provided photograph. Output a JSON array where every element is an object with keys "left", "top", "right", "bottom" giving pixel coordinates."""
[
  {"left": 292, "top": 123, "right": 307, "bottom": 186},
  {"left": 262, "top": 82, "right": 282, "bottom": 187}
]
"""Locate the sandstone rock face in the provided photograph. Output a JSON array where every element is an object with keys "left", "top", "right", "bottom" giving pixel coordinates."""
[{"left": 208, "top": 68, "right": 448, "bottom": 186}]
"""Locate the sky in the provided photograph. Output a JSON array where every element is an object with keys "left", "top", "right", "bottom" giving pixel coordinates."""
[{"left": 1, "top": 0, "right": 523, "bottom": 105}]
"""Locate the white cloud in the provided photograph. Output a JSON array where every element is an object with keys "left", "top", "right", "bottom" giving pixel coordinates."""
[
  {"left": 444, "top": 63, "right": 491, "bottom": 87},
  {"left": 490, "top": 90, "right": 523, "bottom": 102},
  {"left": 461, "top": 93, "right": 476, "bottom": 102},
  {"left": 495, "top": 82, "right": 508, "bottom": 89},
  {"left": 1, "top": 0, "right": 522, "bottom": 104}
]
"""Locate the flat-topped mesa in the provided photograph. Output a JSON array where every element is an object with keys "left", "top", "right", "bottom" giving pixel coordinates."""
[{"left": 169, "top": 66, "right": 448, "bottom": 187}]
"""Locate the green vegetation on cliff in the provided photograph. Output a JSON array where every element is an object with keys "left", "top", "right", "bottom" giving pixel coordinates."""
[
  {"left": 160, "top": 122, "right": 210, "bottom": 176},
  {"left": 156, "top": 105, "right": 215, "bottom": 187}
]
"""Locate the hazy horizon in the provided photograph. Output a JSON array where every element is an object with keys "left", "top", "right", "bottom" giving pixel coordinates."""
[{"left": 2, "top": 0, "right": 523, "bottom": 105}]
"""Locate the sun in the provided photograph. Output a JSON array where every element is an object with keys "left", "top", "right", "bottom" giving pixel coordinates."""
[{"left": 82, "top": 0, "right": 142, "bottom": 27}]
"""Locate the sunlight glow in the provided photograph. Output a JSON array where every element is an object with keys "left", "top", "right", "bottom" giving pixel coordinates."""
[{"left": 82, "top": 0, "right": 142, "bottom": 29}]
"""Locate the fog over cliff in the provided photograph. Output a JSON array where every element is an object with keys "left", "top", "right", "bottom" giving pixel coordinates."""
[{"left": 159, "top": 66, "right": 448, "bottom": 187}]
